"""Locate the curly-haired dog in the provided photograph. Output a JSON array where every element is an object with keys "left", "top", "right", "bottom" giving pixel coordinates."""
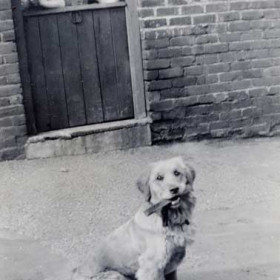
[{"left": 75, "top": 157, "right": 196, "bottom": 280}]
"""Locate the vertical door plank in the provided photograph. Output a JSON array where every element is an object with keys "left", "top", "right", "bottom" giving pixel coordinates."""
[
  {"left": 93, "top": 9, "right": 120, "bottom": 121},
  {"left": 76, "top": 11, "right": 103, "bottom": 124},
  {"left": 39, "top": 15, "right": 69, "bottom": 130},
  {"left": 110, "top": 8, "right": 134, "bottom": 119},
  {"left": 58, "top": 13, "right": 86, "bottom": 127},
  {"left": 25, "top": 16, "right": 50, "bottom": 132},
  {"left": 12, "top": 0, "right": 37, "bottom": 134}
]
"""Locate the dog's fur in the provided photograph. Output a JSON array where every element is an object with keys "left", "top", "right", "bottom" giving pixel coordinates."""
[{"left": 75, "top": 157, "right": 196, "bottom": 280}]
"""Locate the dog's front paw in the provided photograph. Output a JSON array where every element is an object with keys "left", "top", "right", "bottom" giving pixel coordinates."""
[{"left": 136, "top": 269, "right": 165, "bottom": 280}]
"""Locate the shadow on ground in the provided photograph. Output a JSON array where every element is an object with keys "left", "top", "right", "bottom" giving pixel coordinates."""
[{"left": 179, "top": 263, "right": 280, "bottom": 280}]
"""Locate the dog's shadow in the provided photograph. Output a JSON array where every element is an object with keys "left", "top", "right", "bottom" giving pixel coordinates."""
[{"left": 177, "top": 262, "right": 279, "bottom": 280}]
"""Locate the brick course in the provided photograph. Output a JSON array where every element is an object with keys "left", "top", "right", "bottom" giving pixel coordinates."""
[
  {"left": 0, "top": 0, "right": 26, "bottom": 160},
  {"left": 138, "top": 0, "right": 280, "bottom": 142}
]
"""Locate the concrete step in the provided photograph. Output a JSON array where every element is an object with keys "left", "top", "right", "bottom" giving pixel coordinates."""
[{"left": 25, "top": 118, "right": 151, "bottom": 159}]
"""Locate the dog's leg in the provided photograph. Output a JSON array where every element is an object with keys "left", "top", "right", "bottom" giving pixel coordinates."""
[
  {"left": 136, "top": 266, "right": 165, "bottom": 280},
  {"left": 165, "top": 270, "right": 177, "bottom": 280},
  {"left": 136, "top": 250, "right": 166, "bottom": 280}
]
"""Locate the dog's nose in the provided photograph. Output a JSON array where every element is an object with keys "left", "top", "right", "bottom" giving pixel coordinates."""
[{"left": 170, "top": 187, "right": 179, "bottom": 194}]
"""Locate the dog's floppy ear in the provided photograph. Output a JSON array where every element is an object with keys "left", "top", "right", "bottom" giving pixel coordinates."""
[
  {"left": 136, "top": 168, "right": 151, "bottom": 202},
  {"left": 181, "top": 157, "right": 196, "bottom": 184}
]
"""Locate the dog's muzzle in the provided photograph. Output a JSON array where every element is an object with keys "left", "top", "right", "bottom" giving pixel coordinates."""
[{"left": 170, "top": 195, "right": 181, "bottom": 208}]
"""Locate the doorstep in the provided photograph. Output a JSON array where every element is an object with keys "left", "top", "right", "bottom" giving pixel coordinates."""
[{"left": 25, "top": 118, "right": 151, "bottom": 159}]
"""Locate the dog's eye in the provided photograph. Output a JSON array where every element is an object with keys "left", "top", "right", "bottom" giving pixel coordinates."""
[
  {"left": 156, "top": 175, "right": 164, "bottom": 181},
  {"left": 174, "top": 170, "right": 181, "bottom": 176}
]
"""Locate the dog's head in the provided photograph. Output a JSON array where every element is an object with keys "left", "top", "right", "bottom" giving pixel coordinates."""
[{"left": 137, "top": 157, "right": 195, "bottom": 207}]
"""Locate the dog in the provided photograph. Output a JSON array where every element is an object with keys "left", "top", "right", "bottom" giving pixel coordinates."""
[{"left": 74, "top": 157, "right": 196, "bottom": 280}]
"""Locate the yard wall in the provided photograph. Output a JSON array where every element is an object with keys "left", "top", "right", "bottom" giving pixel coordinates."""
[
  {"left": 0, "top": 0, "right": 26, "bottom": 160},
  {"left": 2, "top": 0, "right": 280, "bottom": 160},
  {"left": 138, "top": 0, "right": 280, "bottom": 142}
]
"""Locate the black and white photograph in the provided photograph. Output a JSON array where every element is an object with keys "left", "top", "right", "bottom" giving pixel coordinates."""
[{"left": 0, "top": 0, "right": 279, "bottom": 279}]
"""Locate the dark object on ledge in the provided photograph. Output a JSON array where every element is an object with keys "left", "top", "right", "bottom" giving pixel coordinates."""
[{"left": 21, "top": 0, "right": 66, "bottom": 9}]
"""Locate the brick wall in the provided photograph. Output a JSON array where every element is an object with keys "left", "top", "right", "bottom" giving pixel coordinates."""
[
  {"left": 2, "top": 0, "right": 280, "bottom": 161},
  {"left": 138, "top": 0, "right": 280, "bottom": 142},
  {"left": 0, "top": 0, "right": 26, "bottom": 160}
]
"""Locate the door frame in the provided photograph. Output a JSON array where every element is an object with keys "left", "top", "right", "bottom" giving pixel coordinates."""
[{"left": 12, "top": 0, "right": 146, "bottom": 135}]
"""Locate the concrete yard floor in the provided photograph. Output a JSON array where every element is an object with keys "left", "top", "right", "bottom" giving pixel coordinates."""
[{"left": 0, "top": 138, "right": 279, "bottom": 280}]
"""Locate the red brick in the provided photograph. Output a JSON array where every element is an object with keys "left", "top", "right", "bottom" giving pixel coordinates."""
[
  {"left": 196, "top": 75, "right": 219, "bottom": 85},
  {"left": 230, "top": 2, "right": 250, "bottom": 11},
  {"left": 168, "top": 0, "right": 188, "bottom": 5},
  {"left": 2, "top": 53, "right": 18, "bottom": 64},
  {"left": 0, "top": 136, "right": 16, "bottom": 149},
  {"left": 156, "top": 7, "right": 179, "bottom": 16},
  {"left": 206, "top": 3, "right": 228, "bottom": 13},
  {"left": 205, "top": 43, "right": 228, "bottom": 54},
  {"left": 0, "top": 63, "right": 19, "bottom": 76},
  {"left": 170, "top": 36, "right": 194, "bottom": 46},
  {"left": 140, "top": 0, "right": 165, "bottom": 7},
  {"left": 218, "top": 12, "right": 240, "bottom": 22},
  {"left": 138, "top": 9, "right": 154, "bottom": 18},
  {"left": 6, "top": 73, "right": 21, "bottom": 84},
  {"left": 184, "top": 66, "right": 204, "bottom": 76},
  {"left": 0, "top": 85, "right": 22, "bottom": 97},
  {"left": 142, "top": 50, "right": 157, "bottom": 60},
  {"left": 171, "top": 56, "right": 195, "bottom": 67},
  {"left": 0, "top": 20, "right": 13, "bottom": 32},
  {"left": 193, "top": 15, "right": 216, "bottom": 25},
  {"left": 196, "top": 35, "right": 218, "bottom": 45},
  {"left": 196, "top": 54, "right": 218, "bottom": 65},
  {"left": 160, "top": 88, "right": 186, "bottom": 99},
  {"left": 0, "top": 0, "right": 11, "bottom": 11},
  {"left": 172, "top": 76, "right": 197, "bottom": 88},
  {"left": 0, "top": 104, "right": 24, "bottom": 118},
  {"left": 208, "top": 63, "right": 230, "bottom": 74},
  {"left": 0, "top": 10, "right": 12, "bottom": 21},
  {"left": 0, "top": 147, "right": 24, "bottom": 161},
  {"left": 143, "top": 39, "right": 169, "bottom": 50},
  {"left": 229, "top": 22, "right": 251, "bottom": 32},
  {"left": 158, "top": 48, "right": 182, "bottom": 58},
  {"left": 181, "top": 6, "right": 203, "bottom": 15},
  {"left": 249, "top": 88, "right": 267, "bottom": 97},
  {"left": 143, "top": 29, "right": 172, "bottom": 40},
  {"left": 147, "top": 80, "right": 172, "bottom": 91},
  {"left": 169, "top": 17, "right": 191, "bottom": 26},
  {"left": 241, "top": 11, "right": 264, "bottom": 20},
  {"left": 0, "top": 42, "right": 16, "bottom": 54},
  {"left": 159, "top": 67, "right": 183, "bottom": 79},
  {"left": 142, "top": 18, "right": 167, "bottom": 29},
  {"left": 264, "top": 10, "right": 280, "bottom": 19},
  {"left": 1, "top": 30, "right": 15, "bottom": 42},
  {"left": 143, "top": 59, "right": 170, "bottom": 70},
  {"left": 219, "top": 33, "right": 241, "bottom": 43},
  {"left": 144, "top": 70, "right": 159, "bottom": 81}
]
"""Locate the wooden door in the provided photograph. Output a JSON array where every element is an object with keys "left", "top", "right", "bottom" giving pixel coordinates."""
[{"left": 23, "top": 4, "right": 134, "bottom": 133}]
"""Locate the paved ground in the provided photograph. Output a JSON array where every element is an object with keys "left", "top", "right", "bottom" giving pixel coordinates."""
[{"left": 0, "top": 138, "right": 279, "bottom": 280}]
